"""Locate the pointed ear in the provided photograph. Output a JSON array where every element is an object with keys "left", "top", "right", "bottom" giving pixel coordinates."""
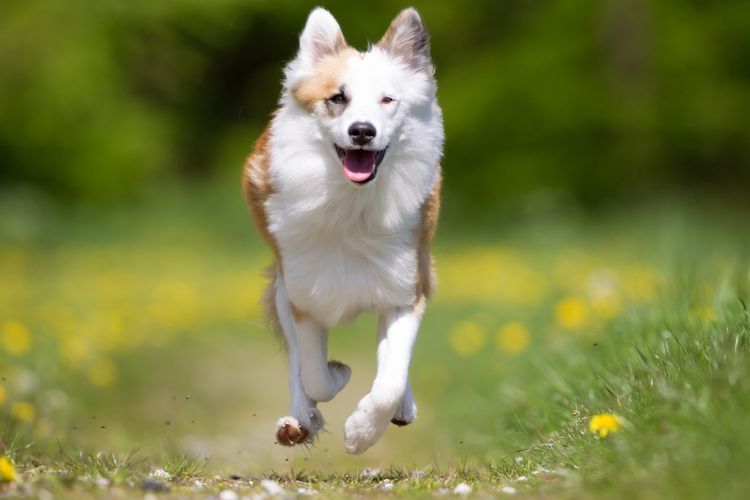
[
  {"left": 377, "top": 8, "right": 432, "bottom": 73},
  {"left": 298, "top": 8, "right": 347, "bottom": 63}
]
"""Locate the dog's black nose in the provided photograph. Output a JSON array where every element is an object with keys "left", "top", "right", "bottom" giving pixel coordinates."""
[{"left": 348, "top": 121, "right": 376, "bottom": 146}]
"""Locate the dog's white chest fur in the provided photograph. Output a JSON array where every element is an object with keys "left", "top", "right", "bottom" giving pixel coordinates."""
[
  {"left": 276, "top": 213, "right": 418, "bottom": 326},
  {"left": 265, "top": 118, "right": 426, "bottom": 326}
]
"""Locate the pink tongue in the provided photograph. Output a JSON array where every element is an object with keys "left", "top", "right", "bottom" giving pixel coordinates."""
[{"left": 343, "top": 149, "right": 376, "bottom": 182}]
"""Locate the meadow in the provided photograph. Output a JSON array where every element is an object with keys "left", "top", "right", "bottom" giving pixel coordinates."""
[
  {"left": 2, "top": 1, "right": 749, "bottom": 497},
  {"left": 1, "top": 181, "right": 748, "bottom": 498}
]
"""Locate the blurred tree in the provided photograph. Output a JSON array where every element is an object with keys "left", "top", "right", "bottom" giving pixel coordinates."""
[{"left": 0, "top": 0, "right": 748, "bottom": 208}]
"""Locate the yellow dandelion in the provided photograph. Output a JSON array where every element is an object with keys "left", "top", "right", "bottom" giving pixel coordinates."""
[
  {"left": 449, "top": 320, "right": 486, "bottom": 357},
  {"left": 555, "top": 297, "right": 589, "bottom": 330},
  {"left": 495, "top": 322, "right": 530, "bottom": 354},
  {"left": 0, "top": 386, "right": 6, "bottom": 406},
  {"left": 1, "top": 321, "right": 31, "bottom": 355},
  {"left": 589, "top": 413, "right": 621, "bottom": 438},
  {"left": 0, "top": 457, "right": 16, "bottom": 482},
  {"left": 691, "top": 306, "right": 716, "bottom": 323},
  {"left": 10, "top": 401, "right": 35, "bottom": 422},
  {"left": 87, "top": 358, "right": 119, "bottom": 389}
]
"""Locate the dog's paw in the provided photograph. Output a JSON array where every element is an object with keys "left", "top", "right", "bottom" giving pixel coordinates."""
[
  {"left": 275, "top": 416, "right": 310, "bottom": 446},
  {"left": 343, "top": 396, "right": 390, "bottom": 454},
  {"left": 328, "top": 360, "right": 351, "bottom": 393},
  {"left": 391, "top": 395, "right": 417, "bottom": 427},
  {"left": 275, "top": 408, "right": 323, "bottom": 447}
]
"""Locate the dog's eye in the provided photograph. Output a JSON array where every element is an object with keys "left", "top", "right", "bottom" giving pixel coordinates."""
[
  {"left": 381, "top": 96, "right": 395, "bottom": 104},
  {"left": 328, "top": 92, "right": 348, "bottom": 104}
]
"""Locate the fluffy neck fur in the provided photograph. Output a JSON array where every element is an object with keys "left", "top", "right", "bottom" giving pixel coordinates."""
[{"left": 268, "top": 97, "right": 443, "bottom": 235}]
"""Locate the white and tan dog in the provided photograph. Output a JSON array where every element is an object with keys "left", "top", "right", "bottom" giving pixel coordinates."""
[{"left": 243, "top": 7, "right": 443, "bottom": 454}]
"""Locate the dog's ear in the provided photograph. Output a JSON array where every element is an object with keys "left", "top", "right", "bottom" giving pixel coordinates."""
[
  {"left": 377, "top": 8, "right": 432, "bottom": 74},
  {"left": 298, "top": 8, "right": 347, "bottom": 63}
]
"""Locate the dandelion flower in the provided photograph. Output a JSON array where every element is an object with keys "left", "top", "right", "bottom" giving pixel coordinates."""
[
  {"left": 589, "top": 413, "right": 621, "bottom": 438},
  {"left": 10, "top": 401, "right": 35, "bottom": 422},
  {"left": 691, "top": 306, "right": 716, "bottom": 323},
  {"left": 1, "top": 321, "right": 31, "bottom": 355},
  {"left": 449, "top": 321, "right": 486, "bottom": 357},
  {"left": 555, "top": 297, "right": 589, "bottom": 330},
  {"left": 0, "top": 457, "right": 16, "bottom": 482},
  {"left": 496, "top": 322, "right": 530, "bottom": 354}
]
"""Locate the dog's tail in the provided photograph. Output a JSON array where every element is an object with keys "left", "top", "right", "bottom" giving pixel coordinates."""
[{"left": 262, "top": 264, "right": 287, "bottom": 349}]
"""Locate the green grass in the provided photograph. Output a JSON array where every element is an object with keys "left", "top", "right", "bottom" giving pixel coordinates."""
[{"left": 1, "top": 183, "right": 749, "bottom": 498}]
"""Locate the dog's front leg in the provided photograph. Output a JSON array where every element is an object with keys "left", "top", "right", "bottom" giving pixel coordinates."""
[
  {"left": 273, "top": 278, "right": 323, "bottom": 446},
  {"left": 375, "top": 314, "right": 417, "bottom": 427},
  {"left": 344, "top": 301, "right": 423, "bottom": 454}
]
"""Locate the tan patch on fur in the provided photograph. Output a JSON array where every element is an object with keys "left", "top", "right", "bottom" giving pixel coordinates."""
[
  {"left": 244, "top": 126, "right": 285, "bottom": 339},
  {"left": 292, "top": 47, "right": 357, "bottom": 112},
  {"left": 243, "top": 126, "right": 278, "bottom": 258},
  {"left": 415, "top": 171, "right": 442, "bottom": 301}
]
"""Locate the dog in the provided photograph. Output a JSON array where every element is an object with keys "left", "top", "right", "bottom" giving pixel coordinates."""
[{"left": 243, "top": 7, "right": 443, "bottom": 454}]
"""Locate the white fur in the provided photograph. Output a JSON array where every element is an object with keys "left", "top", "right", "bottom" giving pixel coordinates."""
[
  {"left": 274, "top": 278, "right": 324, "bottom": 435},
  {"left": 343, "top": 302, "right": 422, "bottom": 453},
  {"left": 265, "top": 8, "right": 443, "bottom": 453}
]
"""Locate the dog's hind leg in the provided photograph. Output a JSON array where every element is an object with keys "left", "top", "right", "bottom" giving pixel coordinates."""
[
  {"left": 273, "top": 279, "right": 324, "bottom": 446},
  {"left": 294, "top": 316, "right": 351, "bottom": 403},
  {"left": 344, "top": 300, "right": 424, "bottom": 454}
]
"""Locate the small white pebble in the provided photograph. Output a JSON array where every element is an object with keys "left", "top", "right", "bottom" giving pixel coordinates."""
[
  {"left": 514, "top": 456, "right": 523, "bottom": 463},
  {"left": 381, "top": 482, "right": 394, "bottom": 492},
  {"left": 360, "top": 468, "right": 380, "bottom": 479},
  {"left": 94, "top": 477, "right": 109, "bottom": 489},
  {"left": 260, "top": 479, "right": 285, "bottom": 496},
  {"left": 516, "top": 475, "right": 527, "bottom": 482},
  {"left": 436, "top": 487, "right": 449, "bottom": 496},
  {"left": 500, "top": 485, "right": 517, "bottom": 494},
  {"left": 297, "top": 487, "right": 316, "bottom": 496},
  {"left": 219, "top": 490, "right": 239, "bottom": 500},
  {"left": 150, "top": 468, "right": 172, "bottom": 480},
  {"left": 453, "top": 483, "right": 472, "bottom": 495}
]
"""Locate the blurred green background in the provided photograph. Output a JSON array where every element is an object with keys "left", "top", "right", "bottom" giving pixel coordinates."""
[
  {"left": 2, "top": 1, "right": 750, "bottom": 496},
  {"left": 2, "top": 0, "right": 749, "bottom": 210}
]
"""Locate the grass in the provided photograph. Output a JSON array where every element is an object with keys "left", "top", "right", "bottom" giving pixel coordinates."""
[{"left": 1, "top": 181, "right": 749, "bottom": 498}]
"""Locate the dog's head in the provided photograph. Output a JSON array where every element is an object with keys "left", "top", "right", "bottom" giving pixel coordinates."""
[{"left": 283, "top": 8, "right": 436, "bottom": 185}]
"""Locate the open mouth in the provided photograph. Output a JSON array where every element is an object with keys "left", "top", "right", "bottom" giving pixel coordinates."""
[{"left": 334, "top": 145, "right": 387, "bottom": 184}]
